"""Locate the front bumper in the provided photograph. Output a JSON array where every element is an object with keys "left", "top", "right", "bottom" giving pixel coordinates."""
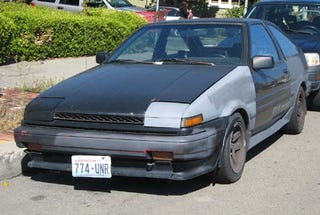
[
  {"left": 14, "top": 118, "right": 227, "bottom": 180},
  {"left": 307, "top": 65, "right": 320, "bottom": 92}
]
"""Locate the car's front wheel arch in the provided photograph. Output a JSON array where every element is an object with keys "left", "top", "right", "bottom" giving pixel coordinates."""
[{"left": 214, "top": 111, "right": 249, "bottom": 183}]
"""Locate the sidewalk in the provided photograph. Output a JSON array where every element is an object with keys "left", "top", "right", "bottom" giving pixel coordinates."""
[
  {"left": 0, "top": 56, "right": 98, "bottom": 181},
  {"left": 1, "top": 56, "right": 97, "bottom": 88}
]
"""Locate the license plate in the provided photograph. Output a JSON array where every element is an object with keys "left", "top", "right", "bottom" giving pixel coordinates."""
[{"left": 71, "top": 155, "right": 112, "bottom": 178}]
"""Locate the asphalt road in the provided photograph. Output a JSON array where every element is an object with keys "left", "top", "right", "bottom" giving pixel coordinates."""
[{"left": 0, "top": 111, "right": 319, "bottom": 215}]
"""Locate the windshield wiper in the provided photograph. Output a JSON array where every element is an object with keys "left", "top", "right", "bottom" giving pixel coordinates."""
[
  {"left": 108, "top": 59, "right": 154, "bottom": 64},
  {"left": 155, "top": 58, "right": 215, "bottom": 66}
]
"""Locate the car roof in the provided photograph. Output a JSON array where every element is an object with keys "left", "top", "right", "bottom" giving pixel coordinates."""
[
  {"left": 148, "top": 18, "right": 265, "bottom": 26},
  {"left": 256, "top": 0, "right": 320, "bottom": 4}
]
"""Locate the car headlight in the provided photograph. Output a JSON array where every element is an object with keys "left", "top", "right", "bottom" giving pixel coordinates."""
[
  {"left": 304, "top": 53, "right": 320, "bottom": 67},
  {"left": 145, "top": 102, "right": 203, "bottom": 128}
]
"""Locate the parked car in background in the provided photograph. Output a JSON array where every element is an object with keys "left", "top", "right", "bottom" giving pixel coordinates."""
[
  {"left": 245, "top": 0, "right": 320, "bottom": 109},
  {"left": 159, "top": 6, "right": 198, "bottom": 20},
  {"left": 137, "top": 7, "right": 168, "bottom": 22},
  {"left": 160, "top": 6, "right": 180, "bottom": 20},
  {"left": 30, "top": 0, "right": 165, "bottom": 22},
  {"left": 15, "top": 19, "right": 308, "bottom": 184}
]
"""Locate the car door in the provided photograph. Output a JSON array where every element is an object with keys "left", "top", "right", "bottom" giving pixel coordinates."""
[{"left": 249, "top": 23, "right": 291, "bottom": 135}]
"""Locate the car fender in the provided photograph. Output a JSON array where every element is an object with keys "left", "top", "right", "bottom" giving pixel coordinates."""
[{"left": 183, "top": 66, "right": 257, "bottom": 130}]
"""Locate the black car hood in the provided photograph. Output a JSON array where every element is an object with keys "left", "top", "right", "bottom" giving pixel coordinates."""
[
  {"left": 287, "top": 33, "right": 320, "bottom": 53},
  {"left": 40, "top": 64, "right": 235, "bottom": 116}
]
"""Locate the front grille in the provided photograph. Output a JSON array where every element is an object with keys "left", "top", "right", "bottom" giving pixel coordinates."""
[{"left": 53, "top": 112, "right": 144, "bottom": 125}]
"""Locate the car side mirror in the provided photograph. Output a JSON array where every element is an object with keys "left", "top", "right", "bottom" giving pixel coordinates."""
[
  {"left": 252, "top": 56, "right": 274, "bottom": 70},
  {"left": 96, "top": 52, "right": 109, "bottom": 64}
]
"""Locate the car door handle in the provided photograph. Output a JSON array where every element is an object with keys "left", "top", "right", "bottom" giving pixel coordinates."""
[
  {"left": 57, "top": 6, "right": 64, "bottom": 10},
  {"left": 283, "top": 70, "right": 289, "bottom": 74}
]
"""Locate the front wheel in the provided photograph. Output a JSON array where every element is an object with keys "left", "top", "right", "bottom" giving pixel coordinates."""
[{"left": 216, "top": 113, "right": 248, "bottom": 183}]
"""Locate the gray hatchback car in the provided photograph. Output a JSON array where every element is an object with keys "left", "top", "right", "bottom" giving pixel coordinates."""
[{"left": 15, "top": 19, "right": 308, "bottom": 183}]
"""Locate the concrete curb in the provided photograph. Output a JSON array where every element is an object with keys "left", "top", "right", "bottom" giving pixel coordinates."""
[{"left": 0, "top": 142, "right": 25, "bottom": 181}]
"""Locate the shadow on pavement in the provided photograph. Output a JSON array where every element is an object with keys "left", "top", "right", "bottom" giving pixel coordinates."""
[
  {"left": 246, "top": 131, "right": 283, "bottom": 162},
  {"left": 28, "top": 171, "right": 215, "bottom": 195}
]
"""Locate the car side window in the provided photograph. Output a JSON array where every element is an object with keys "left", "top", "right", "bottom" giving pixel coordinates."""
[
  {"left": 249, "top": 24, "right": 279, "bottom": 62},
  {"left": 59, "top": 0, "right": 79, "bottom": 6},
  {"left": 268, "top": 25, "right": 299, "bottom": 58}
]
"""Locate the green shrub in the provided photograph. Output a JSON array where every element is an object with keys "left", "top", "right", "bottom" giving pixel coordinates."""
[
  {"left": 224, "top": 5, "right": 244, "bottom": 18},
  {"left": 81, "top": 7, "right": 146, "bottom": 32},
  {"left": 0, "top": 2, "right": 147, "bottom": 64},
  {"left": 0, "top": 14, "right": 17, "bottom": 64}
]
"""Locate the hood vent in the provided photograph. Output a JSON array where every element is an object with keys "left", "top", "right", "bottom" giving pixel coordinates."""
[{"left": 53, "top": 112, "right": 144, "bottom": 125}]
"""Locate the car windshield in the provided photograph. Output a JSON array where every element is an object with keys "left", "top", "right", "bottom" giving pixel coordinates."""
[
  {"left": 247, "top": 3, "right": 320, "bottom": 34},
  {"left": 109, "top": 24, "right": 243, "bottom": 66}
]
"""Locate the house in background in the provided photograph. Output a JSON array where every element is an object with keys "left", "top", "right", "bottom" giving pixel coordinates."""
[
  {"left": 209, "top": 0, "right": 240, "bottom": 9},
  {"left": 209, "top": 0, "right": 253, "bottom": 16}
]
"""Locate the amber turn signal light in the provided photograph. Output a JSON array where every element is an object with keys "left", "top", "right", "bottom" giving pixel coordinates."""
[
  {"left": 27, "top": 142, "right": 42, "bottom": 151},
  {"left": 151, "top": 151, "right": 173, "bottom": 161},
  {"left": 182, "top": 114, "right": 203, "bottom": 128}
]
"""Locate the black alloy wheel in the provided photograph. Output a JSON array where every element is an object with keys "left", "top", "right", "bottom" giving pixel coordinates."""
[{"left": 217, "top": 112, "right": 248, "bottom": 183}]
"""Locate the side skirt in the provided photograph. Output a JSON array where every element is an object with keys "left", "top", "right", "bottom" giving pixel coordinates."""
[{"left": 248, "top": 107, "right": 293, "bottom": 150}]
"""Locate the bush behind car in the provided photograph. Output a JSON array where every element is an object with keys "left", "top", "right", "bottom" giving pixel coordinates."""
[{"left": 0, "top": 2, "right": 146, "bottom": 64}]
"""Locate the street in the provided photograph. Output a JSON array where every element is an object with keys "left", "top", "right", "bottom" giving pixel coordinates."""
[{"left": 0, "top": 111, "right": 319, "bottom": 215}]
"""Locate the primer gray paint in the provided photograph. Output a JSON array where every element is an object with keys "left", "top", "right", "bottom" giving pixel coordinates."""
[{"left": 183, "top": 66, "right": 256, "bottom": 130}]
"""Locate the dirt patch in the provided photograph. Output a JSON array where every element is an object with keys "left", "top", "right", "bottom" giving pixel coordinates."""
[
  {"left": 0, "top": 130, "right": 14, "bottom": 143},
  {"left": 0, "top": 88, "right": 38, "bottom": 135},
  {"left": 0, "top": 88, "right": 38, "bottom": 107}
]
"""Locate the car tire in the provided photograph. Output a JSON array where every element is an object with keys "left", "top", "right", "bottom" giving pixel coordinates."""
[
  {"left": 307, "top": 89, "right": 320, "bottom": 111},
  {"left": 216, "top": 112, "right": 248, "bottom": 184},
  {"left": 283, "top": 86, "right": 306, "bottom": 134}
]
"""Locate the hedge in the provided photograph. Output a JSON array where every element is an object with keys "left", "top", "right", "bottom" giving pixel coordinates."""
[
  {"left": 0, "top": 14, "right": 16, "bottom": 64},
  {"left": 0, "top": 2, "right": 147, "bottom": 64}
]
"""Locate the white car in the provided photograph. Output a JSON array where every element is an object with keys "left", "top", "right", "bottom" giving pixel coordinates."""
[
  {"left": 31, "top": 0, "right": 145, "bottom": 12},
  {"left": 30, "top": 0, "right": 164, "bottom": 22}
]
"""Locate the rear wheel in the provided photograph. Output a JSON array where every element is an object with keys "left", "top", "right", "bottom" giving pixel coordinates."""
[
  {"left": 283, "top": 86, "right": 306, "bottom": 134},
  {"left": 217, "top": 113, "right": 248, "bottom": 183}
]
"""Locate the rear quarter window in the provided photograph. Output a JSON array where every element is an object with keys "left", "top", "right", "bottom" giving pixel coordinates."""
[{"left": 268, "top": 25, "right": 299, "bottom": 58}]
